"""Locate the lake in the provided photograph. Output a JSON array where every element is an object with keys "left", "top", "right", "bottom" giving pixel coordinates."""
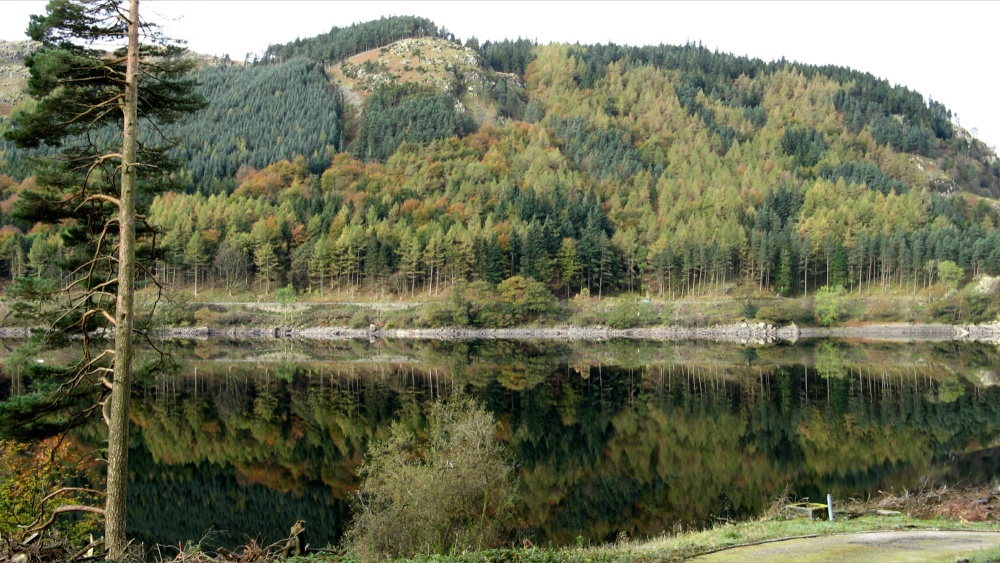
[{"left": 5, "top": 338, "right": 1000, "bottom": 551}]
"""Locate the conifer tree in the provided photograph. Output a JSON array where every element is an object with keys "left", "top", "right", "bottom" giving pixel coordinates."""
[{"left": 0, "top": 1, "right": 204, "bottom": 557}]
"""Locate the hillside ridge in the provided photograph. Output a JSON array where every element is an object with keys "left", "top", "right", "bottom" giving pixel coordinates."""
[{"left": 2, "top": 17, "right": 1000, "bottom": 315}]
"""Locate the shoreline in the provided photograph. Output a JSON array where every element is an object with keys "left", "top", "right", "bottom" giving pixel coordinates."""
[
  {"left": 2, "top": 321, "right": 998, "bottom": 343},
  {"left": 153, "top": 321, "right": 1000, "bottom": 343}
]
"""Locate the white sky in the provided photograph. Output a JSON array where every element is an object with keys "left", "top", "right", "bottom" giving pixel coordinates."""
[{"left": 2, "top": 1, "right": 997, "bottom": 149}]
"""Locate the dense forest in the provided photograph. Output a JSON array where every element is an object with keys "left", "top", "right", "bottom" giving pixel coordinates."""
[{"left": 2, "top": 16, "right": 999, "bottom": 305}]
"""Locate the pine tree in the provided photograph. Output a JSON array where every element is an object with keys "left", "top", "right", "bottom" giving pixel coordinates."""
[{"left": 0, "top": 1, "right": 205, "bottom": 557}]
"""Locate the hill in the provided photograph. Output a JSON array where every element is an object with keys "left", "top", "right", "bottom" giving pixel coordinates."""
[
  {"left": 0, "top": 40, "right": 37, "bottom": 117},
  {"left": 2, "top": 16, "right": 1000, "bottom": 314}
]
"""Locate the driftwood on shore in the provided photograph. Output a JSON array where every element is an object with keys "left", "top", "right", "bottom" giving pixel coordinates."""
[{"left": 152, "top": 321, "right": 1000, "bottom": 344}]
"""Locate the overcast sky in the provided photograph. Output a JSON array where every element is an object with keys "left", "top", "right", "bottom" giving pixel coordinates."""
[{"left": 3, "top": 1, "right": 997, "bottom": 149}]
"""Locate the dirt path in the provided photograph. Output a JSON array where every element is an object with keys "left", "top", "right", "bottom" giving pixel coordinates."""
[{"left": 690, "top": 530, "right": 1000, "bottom": 562}]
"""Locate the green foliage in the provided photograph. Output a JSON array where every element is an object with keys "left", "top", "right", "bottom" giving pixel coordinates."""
[
  {"left": 820, "top": 161, "right": 910, "bottom": 195},
  {"left": 264, "top": 16, "right": 444, "bottom": 63},
  {"left": 348, "top": 309, "right": 371, "bottom": 329},
  {"left": 869, "top": 115, "right": 934, "bottom": 155},
  {"left": 781, "top": 127, "right": 827, "bottom": 168},
  {"left": 3, "top": 275, "right": 58, "bottom": 321},
  {"left": 174, "top": 59, "right": 339, "bottom": 187},
  {"left": 937, "top": 260, "right": 964, "bottom": 290},
  {"left": 344, "top": 397, "right": 518, "bottom": 561},
  {"left": 930, "top": 290, "right": 1000, "bottom": 324},
  {"left": 755, "top": 300, "right": 813, "bottom": 325},
  {"left": 0, "top": 438, "right": 100, "bottom": 544},
  {"left": 352, "top": 88, "right": 475, "bottom": 162},
  {"left": 481, "top": 276, "right": 559, "bottom": 327},
  {"left": 551, "top": 118, "right": 654, "bottom": 182},
  {"left": 606, "top": 300, "right": 661, "bottom": 329},
  {"left": 813, "top": 285, "right": 846, "bottom": 326},
  {"left": 479, "top": 38, "right": 537, "bottom": 76}
]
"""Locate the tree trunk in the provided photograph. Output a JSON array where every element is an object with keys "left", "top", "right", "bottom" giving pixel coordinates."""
[{"left": 105, "top": 1, "right": 140, "bottom": 559}]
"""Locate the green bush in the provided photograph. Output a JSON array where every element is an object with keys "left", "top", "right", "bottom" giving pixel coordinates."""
[
  {"left": 343, "top": 398, "right": 518, "bottom": 561},
  {"left": 607, "top": 300, "right": 661, "bottom": 329},
  {"left": 814, "top": 285, "right": 847, "bottom": 326}
]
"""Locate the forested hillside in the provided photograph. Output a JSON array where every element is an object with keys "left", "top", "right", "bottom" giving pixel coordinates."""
[{"left": 2, "top": 16, "right": 1000, "bottom": 311}]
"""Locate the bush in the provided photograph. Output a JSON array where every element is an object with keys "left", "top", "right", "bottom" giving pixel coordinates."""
[
  {"left": 607, "top": 300, "right": 661, "bottom": 329},
  {"left": 814, "top": 285, "right": 847, "bottom": 326},
  {"left": 344, "top": 398, "right": 518, "bottom": 560},
  {"left": 476, "top": 276, "right": 559, "bottom": 328}
]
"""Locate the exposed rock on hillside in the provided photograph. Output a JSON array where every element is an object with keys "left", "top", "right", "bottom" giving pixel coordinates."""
[
  {"left": 0, "top": 40, "right": 38, "bottom": 116},
  {"left": 329, "top": 36, "right": 522, "bottom": 125}
]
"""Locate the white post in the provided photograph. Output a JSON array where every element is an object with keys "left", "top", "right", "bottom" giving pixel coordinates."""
[{"left": 827, "top": 493, "right": 835, "bottom": 522}]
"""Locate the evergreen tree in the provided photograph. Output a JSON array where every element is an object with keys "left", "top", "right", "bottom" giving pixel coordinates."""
[{"left": 0, "top": 0, "right": 205, "bottom": 557}]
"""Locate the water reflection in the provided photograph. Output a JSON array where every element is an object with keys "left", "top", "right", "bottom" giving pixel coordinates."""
[{"left": 5, "top": 339, "right": 1000, "bottom": 550}]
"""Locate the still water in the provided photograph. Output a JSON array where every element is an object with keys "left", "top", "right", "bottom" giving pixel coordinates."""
[{"left": 9, "top": 338, "right": 1000, "bottom": 550}]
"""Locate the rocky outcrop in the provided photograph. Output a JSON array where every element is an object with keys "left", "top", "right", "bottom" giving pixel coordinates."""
[
  {"left": 955, "top": 322, "right": 1000, "bottom": 341},
  {"left": 0, "top": 40, "right": 40, "bottom": 64},
  {"left": 0, "top": 327, "right": 30, "bottom": 339}
]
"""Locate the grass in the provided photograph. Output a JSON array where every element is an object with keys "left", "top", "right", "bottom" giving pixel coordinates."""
[
  {"left": 968, "top": 544, "right": 1000, "bottom": 563},
  {"left": 262, "top": 516, "right": 1000, "bottom": 562}
]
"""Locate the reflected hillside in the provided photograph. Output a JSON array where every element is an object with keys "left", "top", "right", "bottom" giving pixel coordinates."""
[{"left": 4, "top": 340, "right": 1000, "bottom": 549}]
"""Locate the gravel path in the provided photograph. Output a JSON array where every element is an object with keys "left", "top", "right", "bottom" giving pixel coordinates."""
[{"left": 690, "top": 530, "right": 1000, "bottom": 563}]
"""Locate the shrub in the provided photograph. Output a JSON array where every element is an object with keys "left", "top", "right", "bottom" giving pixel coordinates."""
[
  {"left": 476, "top": 276, "right": 559, "bottom": 327},
  {"left": 814, "top": 286, "right": 846, "bottom": 326},
  {"left": 607, "top": 300, "right": 661, "bottom": 329},
  {"left": 344, "top": 398, "right": 518, "bottom": 560}
]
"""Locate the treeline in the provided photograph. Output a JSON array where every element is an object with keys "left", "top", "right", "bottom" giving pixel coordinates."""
[
  {"left": 263, "top": 16, "right": 446, "bottom": 64},
  {"left": 5, "top": 34, "right": 1000, "bottom": 305},
  {"left": 6, "top": 122, "right": 1000, "bottom": 303},
  {"left": 561, "top": 41, "right": 997, "bottom": 192},
  {"left": 95, "top": 122, "right": 1000, "bottom": 302}
]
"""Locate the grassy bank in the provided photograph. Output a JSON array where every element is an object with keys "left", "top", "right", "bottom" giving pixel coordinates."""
[
  {"left": 94, "top": 279, "right": 998, "bottom": 332},
  {"left": 3, "top": 276, "right": 997, "bottom": 331}
]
